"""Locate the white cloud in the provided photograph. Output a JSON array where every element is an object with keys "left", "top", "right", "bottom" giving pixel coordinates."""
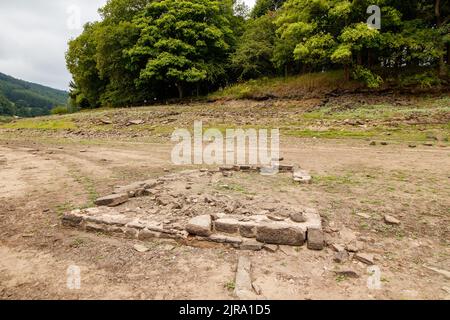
[
  {"left": 0, "top": 0, "right": 256, "bottom": 91},
  {"left": 0, "top": 0, "right": 106, "bottom": 90}
]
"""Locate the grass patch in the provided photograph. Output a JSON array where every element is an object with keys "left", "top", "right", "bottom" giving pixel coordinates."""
[
  {"left": 1, "top": 118, "right": 76, "bottom": 130},
  {"left": 215, "top": 182, "right": 256, "bottom": 195},
  {"left": 0, "top": 116, "right": 13, "bottom": 123},
  {"left": 210, "top": 71, "right": 358, "bottom": 100},
  {"left": 315, "top": 174, "right": 356, "bottom": 184},
  {"left": 69, "top": 170, "right": 99, "bottom": 208},
  {"left": 55, "top": 202, "right": 75, "bottom": 217},
  {"left": 224, "top": 281, "right": 236, "bottom": 292}
]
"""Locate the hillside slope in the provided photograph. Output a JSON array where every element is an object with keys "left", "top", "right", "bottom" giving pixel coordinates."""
[{"left": 0, "top": 72, "right": 68, "bottom": 117}]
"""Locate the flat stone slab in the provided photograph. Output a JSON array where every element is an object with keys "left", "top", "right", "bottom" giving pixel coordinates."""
[
  {"left": 94, "top": 193, "right": 128, "bottom": 207},
  {"left": 234, "top": 256, "right": 257, "bottom": 300},
  {"left": 256, "top": 223, "right": 306, "bottom": 246},
  {"left": 214, "top": 218, "right": 240, "bottom": 234},
  {"left": 186, "top": 215, "right": 212, "bottom": 237}
]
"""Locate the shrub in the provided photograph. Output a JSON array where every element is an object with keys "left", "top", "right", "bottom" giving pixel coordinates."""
[
  {"left": 399, "top": 72, "right": 442, "bottom": 88},
  {"left": 51, "top": 106, "right": 69, "bottom": 115},
  {"left": 352, "top": 66, "right": 383, "bottom": 88}
]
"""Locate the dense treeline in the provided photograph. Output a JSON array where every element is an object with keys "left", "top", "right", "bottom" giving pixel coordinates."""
[
  {"left": 67, "top": 0, "right": 450, "bottom": 109},
  {"left": 0, "top": 72, "right": 68, "bottom": 117}
]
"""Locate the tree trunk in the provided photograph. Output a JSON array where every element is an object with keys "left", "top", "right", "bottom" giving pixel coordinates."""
[
  {"left": 357, "top": 52, "right": 362, "bottom": 66},
  {"left": 175, "top": 83, "right": 183, "bottom": 99},
  {"left": 344, "top": 65, "right": 350, "bottom": 81},
  {"left": 447, "top": 43, "right": 450, "bottom": 65},
  {"left": 436, "top": 0, "right": 447, "bottom": 76}
]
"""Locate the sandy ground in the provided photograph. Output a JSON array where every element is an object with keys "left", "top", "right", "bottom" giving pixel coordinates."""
[{"left": 0, "top": 137, "right": 449, "bottom": 300}]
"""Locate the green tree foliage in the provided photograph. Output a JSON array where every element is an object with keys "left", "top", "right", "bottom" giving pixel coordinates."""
[
  {"left": 128, "top": 0, "right": 235, "bottom": 98},
  {"left": 66, "top": 0, "right": 449, "bottom": 109},
  {"left": 251, "top": 0, "right": 286, "bottom": 18},
  {"left": 232, "top": 14, "right": 277, "bottom": 79},
  {"left": 271, "top": 0, "right": 450, "bottom": 86}
]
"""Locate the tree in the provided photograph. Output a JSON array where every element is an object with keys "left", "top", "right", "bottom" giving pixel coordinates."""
[
  {"left": 232, "top": 14, "right": 277, "bottom": 79},
  {"left": 66, "top": 22, "right": 105, "bottom": 108},
  {"left": 251, "top": 0, "right": 286, "bottom": 18},
  {"left": 128, "top": 0, "right": 235, "bottom": 98}
]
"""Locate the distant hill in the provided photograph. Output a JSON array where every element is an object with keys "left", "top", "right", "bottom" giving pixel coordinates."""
[{"left": 0, "top": 72, "right": 68, "bottom": 117}]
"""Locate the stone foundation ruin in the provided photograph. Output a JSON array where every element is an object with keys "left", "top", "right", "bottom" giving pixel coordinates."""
[{"left": 62, "top": 165, "right": 323, "bottom": 251}]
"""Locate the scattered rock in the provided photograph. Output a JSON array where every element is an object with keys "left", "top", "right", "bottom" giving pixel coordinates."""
[
  {"left": 354, "top": 253, "right": 375, "bottom": 265},
  {"left": 293, "top": 170, "right": 312, "bottom": 184},
  {"left": 186, "top": 215, "right": 212, "bottom": 237},
  {"left": 133, "top": 244, "right": 150, "bottom": 253},
  {"left": 334, "top": 250, "right": 349, "bottom": 263},
  {"left": 252, "top": 283, "right": 262, "bottom": 296},
  {"left": 222, "top": 171, "right": 233, "bottom": 177},
  {"left": 94, "top": 193, "right": 128, "bottom": 207},
  {"left": 345, "top": 240, "right": 364, "bottom": 253},
  {"left": 408, "top": 144, "right": 417, "bottom": 148},
  {"left": 307, "top": 228, "right": 324, "bottom": 250},
  {"left": 114, "top": 182, "right": 147, "bottom": 197},
  {"left": 369, "top": 141, "right": 377, "bottom": 146},
  {"left": 219, "top": 165, "right": 234, "bottom": 172},
  {"left": 263, "top": 244, "right": 278, "bottom": 252},
  {"left": 424, "top": 265, "right": 450, "bottom": 279},
  {"left": 331, "top": 243, "right": 345, "bottom": 252},
  {"left": 277, "top": 164, "right": 295, "bottom": 172},
  {"left": 355, "top": 212, "right": 370, "bottom": 219},
  {"left": 290, "top": 212, "right": 306, "bottom": 223},
  {"left": 384, "top": 215, "right": 400, "bottom": 225},
  {"left": 380, "top": 142, "right": 388, "bottom": 146},
  {"left": 128, "top": 119, "right": 145, "bottom": 125},
  {"left": 100, "top": 119, "right": 112, "bottom": 125},
  {"left": 334, "top": 269, "right": 359, "bottom": 278},
  {"left": 267, "top": 214, "right": 285, "bottom": 222},
  {"left": 156, "top": 195, "right": 174, "bottom": 206},
  {"left": 240, "top": 239, "right": 263, "bottom": 251}
]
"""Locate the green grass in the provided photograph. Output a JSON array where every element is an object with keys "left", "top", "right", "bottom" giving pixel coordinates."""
[
  {"left": 69, "top": 169, "right": 99, "bottom": 208},
  {"left": 1, "top": 118, "right": 76, "bottom": 130},
  {"left": 0, "top": 116, "right": 13, "bottom": 123},
  {"left": 224, "top": 281, "right": 236, "bottom": 291},
  {"left": 209, "top": 70, "right": 359, "bottom": 100},
  {"left": 55, "top": 202, "right": 75, "bottom": 217}
]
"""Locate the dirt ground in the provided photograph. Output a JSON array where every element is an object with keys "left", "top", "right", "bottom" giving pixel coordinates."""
[{"left": 0, "top": 133, "right": 449, "bottom": 300}]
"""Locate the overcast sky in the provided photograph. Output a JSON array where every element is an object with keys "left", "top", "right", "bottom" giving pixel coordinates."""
[{"left": 0, "top": 0, "right": 256, "bottom": 91}]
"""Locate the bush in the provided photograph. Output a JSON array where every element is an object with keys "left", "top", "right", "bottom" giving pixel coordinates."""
[
  {"left": 399, "top": 72, "right": 442, "bottom": 88},
  {"left": 0, "top": 116, "right": 13, "bottom": 123},
  {"left": 51, "top": 106, "right": 69, "bottom": 115},
  {"left": 352, "top": 66, "right": 383, "bottom": 88}
]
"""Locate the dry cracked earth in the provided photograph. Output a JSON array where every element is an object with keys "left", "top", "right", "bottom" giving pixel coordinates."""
[{"left": 0, "top": 133, "right": 449, "bottom": 300}]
